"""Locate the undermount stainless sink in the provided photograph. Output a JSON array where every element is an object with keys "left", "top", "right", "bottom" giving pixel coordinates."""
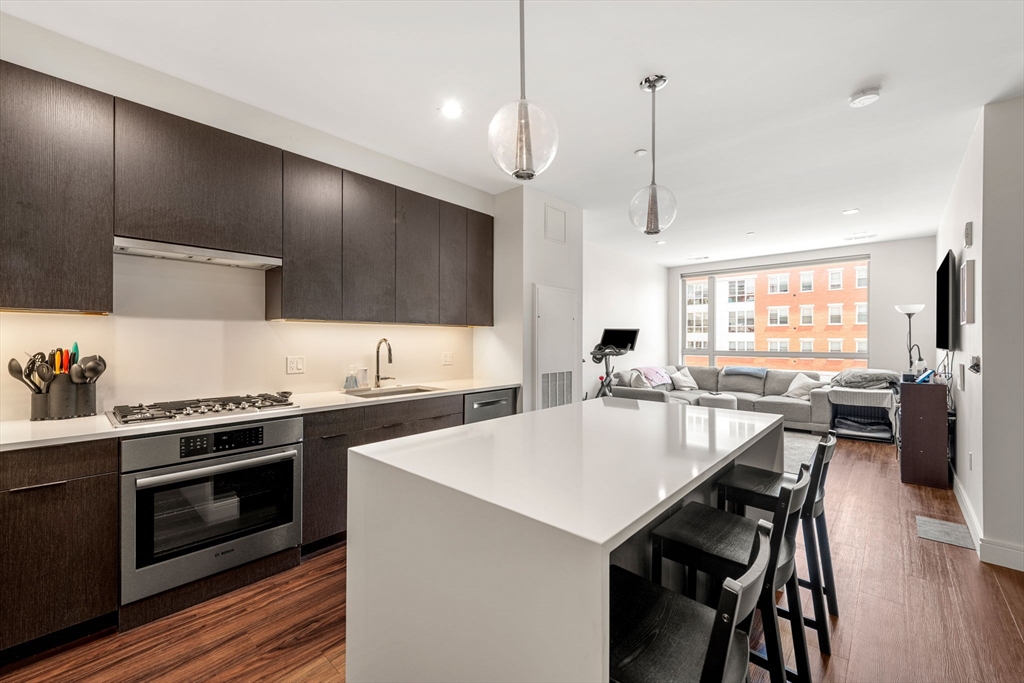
[{"left": 346, "top": 386, "right": 440, "bottom": 398}]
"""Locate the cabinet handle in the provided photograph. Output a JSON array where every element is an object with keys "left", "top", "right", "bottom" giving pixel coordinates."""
[
  {"left": 473, "top": 398, "right": 507, "bottom": 409},
  {"left": 321, "top": 433, "right": 353, "bottom": 440},
  {"left": 9, "top": 480, "right": 68, "bottom": 493}
]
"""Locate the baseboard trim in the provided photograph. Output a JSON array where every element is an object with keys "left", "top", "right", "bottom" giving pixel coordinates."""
[
  {"left": 979, "top": 539, "right": 1024, "bottom": 571},
  {"left": 952, "top": 473, "right": 982, "bottom": 551}
]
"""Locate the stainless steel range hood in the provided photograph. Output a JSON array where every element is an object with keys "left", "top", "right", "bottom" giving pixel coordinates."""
[{"left": 113, "top": 237, "right": 282, "bottom": 270}]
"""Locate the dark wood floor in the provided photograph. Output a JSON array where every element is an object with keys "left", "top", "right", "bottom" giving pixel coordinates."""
[{"left": 3, "top": 438, "right": 1023, "bottom": 682}]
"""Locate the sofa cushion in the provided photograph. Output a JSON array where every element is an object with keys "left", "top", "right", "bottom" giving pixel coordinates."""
[
  {"left": 676, "top": 366, "right": 720, "bottom": 391},
  {"left": 754, "top": 396, "right": 813, "bottom": 423},
  {"left": 765, "top": 370, "right": 821, "bottom": 397},
  {"left": 723, "top": 391, "right": 762, "bottom": 411},
  {"left": 719, "top": 371, "right": 766, "bottom": 395},
  {"left": 667, "top": 389, "right": 710, "bottom": 405}
]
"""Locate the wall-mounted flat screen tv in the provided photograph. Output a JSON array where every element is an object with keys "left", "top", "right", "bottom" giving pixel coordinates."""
[{"left": 937, "top": 249, "right": 957, "bottom": 351}]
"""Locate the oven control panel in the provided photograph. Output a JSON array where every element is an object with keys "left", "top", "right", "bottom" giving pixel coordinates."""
[{"left": 180, "top": 426, "right": 264, "bottom": 458}]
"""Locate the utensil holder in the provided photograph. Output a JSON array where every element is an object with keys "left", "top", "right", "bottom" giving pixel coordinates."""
[{"left": 35, "top": 375, "right": 98, "bottom": 420}]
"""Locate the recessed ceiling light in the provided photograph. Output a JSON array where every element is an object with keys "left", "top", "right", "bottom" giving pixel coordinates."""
[
  {"left": 634, "top": 149, "right": 648, "bottom": 157},
  {"left": 849, "top": 87, "right": 880, "bottom": 108},
  {"left": 842, "top": 208, "right": 860, "bottom": 215},
  {"left": 438, "top": 101, "right": 465, "bottom": 119},
  {"left": 655, "top": 240, "right": 667, "bottom": 245}
]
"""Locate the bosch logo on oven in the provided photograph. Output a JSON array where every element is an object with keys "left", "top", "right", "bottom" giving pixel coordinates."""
[{"left": 215, "top": 548, "right": 235, "bottom": 558}]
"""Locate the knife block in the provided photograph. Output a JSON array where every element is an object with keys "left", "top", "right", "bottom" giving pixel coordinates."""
[{"left": 31, "top": 375, "right": 98, "bottom": 420}]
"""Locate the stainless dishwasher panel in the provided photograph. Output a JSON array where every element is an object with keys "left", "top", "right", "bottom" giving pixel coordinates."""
[{"left": 464, "top": 388, "right": 517, "bottom": 424}]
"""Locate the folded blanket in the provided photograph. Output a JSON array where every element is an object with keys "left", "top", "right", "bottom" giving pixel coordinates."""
[
  {"left": 637, "top": 366, "right": 672, "bottom": 387},
  {"left": 831, "top": 368, "right": 900, "bottom": 390}
]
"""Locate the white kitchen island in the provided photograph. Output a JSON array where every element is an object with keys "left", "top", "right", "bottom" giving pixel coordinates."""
[{"left": 346, "top": 397, "right": 784, "bottom": 683}]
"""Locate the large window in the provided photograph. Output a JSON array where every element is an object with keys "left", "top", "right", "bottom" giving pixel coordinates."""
[{"left": 680, "top": 257, "right": 869, "bottom": 373}]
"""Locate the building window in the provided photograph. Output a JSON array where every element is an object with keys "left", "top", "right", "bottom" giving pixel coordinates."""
[
  {"left": 856, "top": 266, "right": 868, "bottom": 289},
  {"left": 800, "top": 305, "right": 814, "bottom": 325},
  {"left": 856, "top": 338, "right": 868, "bottom": 354},
  {"left": 686, "top": 340, "right": 709, "bottom": 349},
  {"left": 828, "top": 304, "right": 843, "bottom": 325},
  {"left": 800, "top": 339, "right": 814, "bottom": 352},
  {"left": 800, "top": 271, "right": 814, "bottom": 292},
  {"left": 728, "top": 341, "right": 755, "bottom": 351},
  {"left": 856, "top": 303, "right": 868, "bottom": 324},
  {"left": 727, "top": 278, "right": 755, "bottom": 303},
  {"left": 687, "top": 312, "right": 709, "bottom": 334},
  {"left": 728, "top": 310, "right": 755, "bottom": 333},
  {"left": 686, "top": 282, "right": 708, "bottom": 305},
  {"left": 768, "top": 306, "right": 790, "bottom": 326},
  {"left": 768, "top": 339, "right": 790, "bottom": 352},
  {"left": 768, "top": 274, "right": 789, "bottom": 294},
  {"left": 829, "top": 339, "right": 843, "bottom": 353},
  {"left": 829, "top": 269, "right": 843, "bottom": 290}
]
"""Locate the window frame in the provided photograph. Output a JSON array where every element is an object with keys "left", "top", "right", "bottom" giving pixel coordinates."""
[
  {"left": 800, "top": 305, "right": 814, "bottom": 326},
  {"left": 855, "top": 338, "right": 868, "bottom": 354},
  {"left": 800, "top": 338, "right": 814, "bottom": 353},
  {"left": 828, "top": 338, "right": 843, "bottom": 353},
  {"left": 828, "top": 304, "right": 843, "bottom": 325},
  {"left": 855, "top": 303, "right": 868, "bottom": 325},
  {"left": 828, "top": 268, "right": 843, "bottom": 290},
  {"left": 768, "top": 339, "right": 790, "bottom": 353},
  {"left": 767, "top": 274, "right": 790, "bottom": 294},
  {"left": 767, "top": 306, "right": 790, "bottom": 326},
  {"left": 799, "top": 271, "right": 814, "bottom": 292},
  {"left": 855, "top": 266, "right": 868, "bottom": 289}
]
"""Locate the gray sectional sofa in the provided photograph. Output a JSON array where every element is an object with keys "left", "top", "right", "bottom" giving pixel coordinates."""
[{"left": 610, "top": 365, "right": 832, "bottom": 433}]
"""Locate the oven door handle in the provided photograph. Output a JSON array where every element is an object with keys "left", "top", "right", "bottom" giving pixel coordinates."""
[{"left": 135, "top": 450, "right": 299, "bottom": 489}]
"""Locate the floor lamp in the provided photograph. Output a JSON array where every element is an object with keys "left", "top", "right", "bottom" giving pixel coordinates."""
[{"left": 895, "top": 304, "right": 926, "bottom": 374}]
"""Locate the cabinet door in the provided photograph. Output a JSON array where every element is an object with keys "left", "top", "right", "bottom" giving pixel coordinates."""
[
  {"left": 343, "top": 171, "right": 396, "bottom": 322},
  {"left": 439, "top": 202, "right": 467, "bottom": 326},
  {"left": 466, "top": 210, "right": 494, "bottom": 326},
  {"left": 267, "top": 152, "right": 343, "bottom": 320},
  {"left": 396, "top": 188, "right": 440, "bottom": 324},
  {"left": 0, "top": 473, "right": 118, "bottom": 649},
  {"left": 302, "top": 433, "right": 354, "bottom": 545},
  {"left": 114, "top": 98, "right": 283, "bottom": 257},
  {"left": 0, "top": 61, "right": 113, "bottom": 313}
]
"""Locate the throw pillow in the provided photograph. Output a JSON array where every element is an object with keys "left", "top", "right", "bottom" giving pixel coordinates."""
[
  {"left": 629, "top": 370, "right": 651, "bottom": 388},
  {"left": 669, "top": 367, "right": 699, "bottom": 390},
  {"left": 783, "top": 373, "right": 827, "bottom": 401}
]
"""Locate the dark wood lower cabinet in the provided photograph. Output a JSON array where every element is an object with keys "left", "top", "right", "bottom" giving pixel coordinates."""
[{"left": 0, "top": 473, "right": 118, "bottom": 650}]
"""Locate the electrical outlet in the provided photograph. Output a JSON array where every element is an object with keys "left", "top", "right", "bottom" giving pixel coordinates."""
[
  {"left": 969, "top": 451, "right": 973, "bottom": 470},
  {"left": 286, "top": 356, "right": 305, "bottom": 375},
  {"left": 441, "top": 352, "right": 453, "bottom": 366}
]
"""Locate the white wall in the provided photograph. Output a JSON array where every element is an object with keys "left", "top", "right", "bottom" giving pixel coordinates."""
[
  {"left": 0, "top": 15, "right": 492, "bottom": 423},
  {"left": 936, "top": 112, "right": 986, "bottom": 540},
  {"left": 0, "top": 256, "right": 475, "bottom": 422},
  {"left": 667, "top": 237, "right": 938, "bottom": 373},
  {"left": 581, "top": 241, "right": 668, "bottom": 398}
]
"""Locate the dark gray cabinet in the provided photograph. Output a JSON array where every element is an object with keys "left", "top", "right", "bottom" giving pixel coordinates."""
[
  {"left": 301, "top": 397, "right": 464, "bottom": 546},
  {"left": 114, "top": 98, "right": 283, "bottom": 257},
  {"left": 467, "top": 210, "right": 494, "bottom": 326},
  {"left": 439, "top": 202, "right": 468, "bottom": 326},
  {"left": 267, "top": 152, "right": 344, "bottom": 321},
  {"left": 343, "top": 171, "right": 396, "bottom": 322},
  {"left": 0, "top": 61, "right": 114, "bottom": 313},
  {"left": 0, "top": 440, "right": 118, "bottom": 650},
  {"left": 396, "top": 188, "right": 440, "bottom": 324}
]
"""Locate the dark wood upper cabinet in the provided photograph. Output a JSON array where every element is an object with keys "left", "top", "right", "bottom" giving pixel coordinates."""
[
  {"left": 0, "top": 61, "right": 113, "bottom": 313},
  {"left": 0, "top": 440, "right": 118, "bottom": 650},
  {"left": 396, "top": 189, "right": 440, "bottom": 324},
  {"left": 439, "top": 202, "right": 468, "bottom": 326},
  {"left": 467, "top": 210, "right": 494, "bottom": 326},
  {"left": 267, "top": 152, "right": 344, "bottom": 320},
  {"left": 343, "top": 171, "right": 396, "bottom": 323},
  {"left": 114, "top": 98, "right": 283, "bottom": 257}
]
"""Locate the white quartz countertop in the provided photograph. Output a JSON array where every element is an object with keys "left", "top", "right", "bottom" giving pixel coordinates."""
[
  {"left": 351, "top": 397, "right": 782, "bottom": 547},
  {"left": 0, "top": 379, "right": 519, "bottom": 452}
]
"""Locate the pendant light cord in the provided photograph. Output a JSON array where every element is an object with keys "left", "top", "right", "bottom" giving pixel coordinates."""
[
  {"left": 650, "top": 87, "right": 657, "bottom": 185},
  {"left": 519, "top": 0, "right": 527, "bottom": 100}
]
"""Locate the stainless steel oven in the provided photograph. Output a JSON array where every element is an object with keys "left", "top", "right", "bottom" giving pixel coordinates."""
[{"left": 120, "top": 417, "right": 302, "bottom": 605}]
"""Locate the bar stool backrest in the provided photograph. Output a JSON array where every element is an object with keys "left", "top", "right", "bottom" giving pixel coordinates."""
[
  {"left": 804, "top": 430, "right": 838, "bottom": 518},
  {"left": 701, "top": 519, "right": 773, "bottom": 683}
]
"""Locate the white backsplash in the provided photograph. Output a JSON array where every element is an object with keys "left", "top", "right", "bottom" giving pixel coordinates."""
[{"left": 0, "top": 255, "right": 474, "bottom": 422}]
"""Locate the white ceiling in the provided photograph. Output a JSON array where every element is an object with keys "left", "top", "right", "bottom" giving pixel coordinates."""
[{"left": 3, "top": 1, "right": 1022, "bottom": 266}]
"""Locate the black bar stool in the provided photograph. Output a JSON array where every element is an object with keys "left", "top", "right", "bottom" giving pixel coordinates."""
[
  {"left": 651, "top": 465, "right": 813, "bottom": 683},
  {"left": 717, "top": 431, "right": 839, "bottom": 654},
  {"left": 610, "top": 520, "right": 773, "bottom": 683}
]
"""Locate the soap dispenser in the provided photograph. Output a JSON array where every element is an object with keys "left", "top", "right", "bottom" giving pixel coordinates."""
[{"left": 343, "top": 365, "right": 359, "bottom": 390}]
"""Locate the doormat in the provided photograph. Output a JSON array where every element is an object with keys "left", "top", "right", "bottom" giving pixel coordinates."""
[{"left": 916, "top": 516, "right": 975, "bottom": 550}]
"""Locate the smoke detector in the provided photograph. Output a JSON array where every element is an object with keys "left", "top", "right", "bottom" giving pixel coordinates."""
[{"left": 849, "top": 88, "right": 881, "bottom": 108}]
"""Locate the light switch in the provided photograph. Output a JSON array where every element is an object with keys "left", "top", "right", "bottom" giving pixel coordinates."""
[
  {"left": 441, "top": 352, "right": 453, "bottom": 366},
  {"left": 287, "top": 356, "right": 305, "bottom": 374}
]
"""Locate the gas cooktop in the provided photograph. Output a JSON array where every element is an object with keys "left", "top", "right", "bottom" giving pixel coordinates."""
[{"left": 107, "top": 393, "right": 295, "bottom": 427}]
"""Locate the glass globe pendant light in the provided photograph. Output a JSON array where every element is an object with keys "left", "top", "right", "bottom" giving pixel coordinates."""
[
  {"left": 629, "top": 75, "right": 677, "bottom": 235},
  {"left": 488, "top": 0, "right": 558, "bottom": 180}
]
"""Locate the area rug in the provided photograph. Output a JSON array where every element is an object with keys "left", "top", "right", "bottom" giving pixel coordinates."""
[
  {"left": 916, "top": 516, "right": 975, "bottom": 550},
  {"left": 784, "top": 430, "right": 821, "bottom": 473}
]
